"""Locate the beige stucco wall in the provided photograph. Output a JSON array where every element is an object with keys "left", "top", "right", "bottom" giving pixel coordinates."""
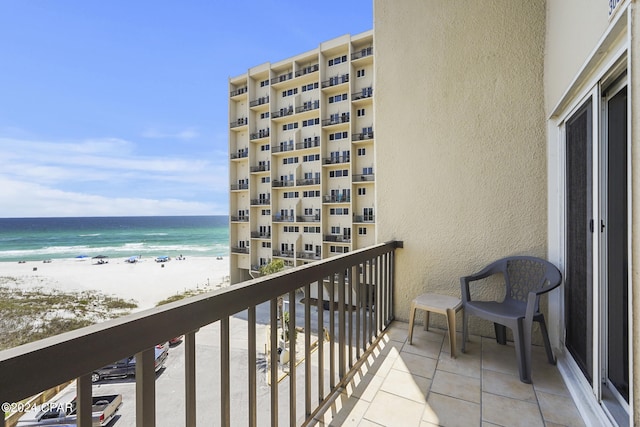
[{"left": 374, "top": 0, "right": 547, "bottom": 336}]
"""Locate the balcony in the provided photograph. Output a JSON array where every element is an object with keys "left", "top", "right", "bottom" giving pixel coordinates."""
[
  {"left": 321, "top": 73, "right": 349, "bottom": 88},
  {"left": 270, "top": 72, "right": 293, "bottom": 85},
  {"left": 230, "top": 183, "right": 249, "bottom": 191},
  {"left": 271, "top": 107, "right": 294, "bottom": 119},
  {"left": 296, "top": 178, "right": 320, "bottom": 186},
  {"left": 295, "top": 101, "right": 320, "bottom": 114},
  {"left": 323, "top": 235, "right": 351, "bottom": 243},
  {"left": 323, "top": 194, "right": 350, "bottom": 203},
  {"left": 250, "top": 231, "right": 271, "bottom": 239},
  {"left": 230, "top": 215, "right": 249, "bottom": 222},
  {"left": 296, "top": 215, "right": 320, "bottom": 223},
  {"left": 271, "top": 143, "right": 294, "bottom": 154},
  {"left": 353, "top": 173, "right": 375, "bottom": 182},
  {"left": 230, "top": 86, "right": 247, "bottom": 97},
  {"left": 250, "top": 198, "right": 270, "bottom": 206},
  {"left": 296, "top": 252, "right": 321, "bottom": 260},
  {"left": 296, "top": 137, "right": 320, "bottom": 150},
  {"left": 230, "top": 246, "right": 250, "bottom": 254},
  {"left": 250, "top": 129, "right": 270, "bottom": 140},
  {"left": 272, "top": 214, "right": 295, "bottom": 222},
  {"left": 322, "top": 113, "right": 350, "bottom": 127},
  {"left": 0, "top": 241, "right": 582, "bottom": 426},
  {"left": 230, "top": 150, "right": 248, "bottom": 160},
  {"left": 250, "top": 164, "right": 270, "bottom": 173},
  {"left": 230, "top": 118, "right": 248, "bottom": 128},
  {"left": 351, "top": 46, "right": 373, "bottom": 61},
  {"left": 271, "top": 249, "right": 294, "bottom": 258},
  {"left": 323, "top": 155, "right": 350, "bottom": 165},
  {"left": 352, "top": 87, "right": 373, "bottom": 101},
  {"left": 294, "top": 64, "right": 319, "bottom": 78},
  {"left": 271, "top": 180, "right": 294, "bottom": 188},
  {"left": 352, "top": 131, "right": 374, "bottom": 141},
  {"left": 249, "top": 96, "right": 269, "bottom": 107},
  {"left": 353, "top": 214, "right": 375, "bottom": 223}
]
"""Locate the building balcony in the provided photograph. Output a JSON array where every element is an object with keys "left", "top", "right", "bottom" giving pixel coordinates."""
[
  {"left": 352, "top": 131, "right": 374, "bottom": 141},
  {"left": 230, "top": 118, "right": 248, "bottom": 128},
  {"left": 272, "top": 214, "right": 295, "bottom": 222},
  {"left": 352, "top": 87, "right": 373, "bottom": 101},
  {"left": 321, "top": 73, "right": 349, "bottom": 88},
  {"left": 230, "top": 215, "right": 249, "bottom": 222},
  {"left": 323, "top": 194, "right": 350, "bottom": 203},
  {"left": 351, "top": 46, "right": 373, "bottom": 61},
  {"left": 0, "top": 241, "right": 583, "bottom": 426},
  {"left": 230, "top": 86, "right": 247, "bottom": 97},
  {"left": 323, "top": 235, "right": 351, "bottom": 243},
  {"left": 272, "top": 180, "right": 294, "bottom": 188},
  {"left": 294, "top": 64, "right": 319, "bottom": 77},
  {"left": 271, "top": 72, "right": 293, "bottom": 85},
  {"left": 230, "top": 150, "right": 248, "bottom": 160},
  {"left": 230, "top": 246, "right": 249, "bottom": 254},
  {"left": 353, "top": 173, "right": 375, "bottom": 182},
  {"left": 296, "top": 215, "right": 320, "bottom": 223},
  {"left": 296, "top": 178, "right": 320, "bottom": 186},
  {"left": 296, "top": 137, "right": 320, "bottom": 150},
  {"left": 295, "top": 101, "right": 320, "bottom": 114},
  {"left": 250, "top": 231, "right": 271, "bottom": 239},
  {"left": 230, "top": 183, "right": 249, "bottom": 191},
  {"left": 250, "top": 164, "right": 270, "bottom": 173},
  {"left": 272, "top": 249, "right": 294, "bottom": 258},
  {"left": 296, "top": 252, "right": 321, "bottom": 260},
  {"left": 271, "top": 107, "right": 294, "bottom": 119},
  {"left": 249, "top": 96, "right": 269, "bottom": 108},
  {"left": 250, "top": 198, "right": 270, "bottom": 206},
  {"left": 271, "top": 143, "right": 295, "bottom": 154},
  {"left": 322, "top": 114, "right": 350, "bottom": 127},
  {"left": 323, "top": 155, "right": 350, "bottom": 165},
  {"left": 353, "top": 214, "right": 375, "bottom": 223},
  {"left": 250, "top": 129, "right": 270, "bottom": 140}
]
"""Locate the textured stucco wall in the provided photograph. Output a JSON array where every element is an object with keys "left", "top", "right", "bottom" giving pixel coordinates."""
[{"left": 374, "top": 0, "right": 547, "bottom": 336}]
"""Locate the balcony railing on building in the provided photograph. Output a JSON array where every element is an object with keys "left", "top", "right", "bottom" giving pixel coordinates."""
[
  {"left": 296, "top": 252, "right": 321, "bottom": 260},
  {"left": 230, "top": 86, "right": 247, "bottom": 97},
  {"left": 230, "top": 118, "right": 248, "bottom": 128},
  {"left": 230, "top": 150, "right": 248, "bottom": 160},
  {"left": 272, "top": 214, "right": 295, "bottom": 222},
  {"left": 294, "top": 64, "right": 319, "bottom": 77},
  {"left": 323, "top": 194, "right": 350, "bottom": 203},
  {"left": 352, "top": 131, "right": 374, "bottom": 141},
  {"left": 295, "top": 101, "right": 320, "bottom": 114},
  {"left": 351, "top": 46, "right": 373, "bottom": 61},
  {"left": 323, "top": 155, "right": 350, "bottom": 165},
  {"left": 296, "top": 178, "right": 321, "bottom": 186},
  {"left": 272, "top": 249, "right": 294, "bottom": 258},
  {"left": 271, "top": 71, "right": 293, "bottom": 85},
  {"left": 271, "top": 106, "right": 294, "bottom": 119},
  {"left": 249, "top": 96, "right": 269, "bottom": 107},
  {"left": 230, "top": 183, "right": 249, "bottom": 191},
  {"left": 250, "top": 231, "right": 271, "bottom": 239},
  {"left": 353, "top": 214, "right": 375, "bottom": 223},
  {"left": 352, "top": 87, "right": 373, "bottom": 101},
  {"left": 323, "top": 235, "right": 351, "bottom": 243},
  {"left": 272, "top": 180, "right": 295, "bottom": 188},
  {"left": 230, "top": 215, "right": 249, "bottom": 222},
  {"left": 321, "top": 73, "right": 349, "bottom": 88},
  {"left": 296, "top": 215, "right": 320, "bottom": 223},
  {"left": 250, "top": 129, "right": 270, "bottom": 140},
  {"left": 353, "top": 173, "right": 375, "bottom": 182},
  {"left": 322, "top": 113, "right": 350, "bottom": 127},
  {"left": 231, "top": 246, "right": 250, "bottom": 254},
  {"left": 0, "top": 241, "right": 401, "bottom": 427},
  {"left": 250, "top": 198, "right": 270, "bottom": 206},
  {"left": 250, "top": 164, "right": 270, "bottom": 173},
  {"left": 271, "top": 143, "right": 295, "bottom": 153},
  {"left": 296, "top": 138, "right": 320, "bottom": 150}
]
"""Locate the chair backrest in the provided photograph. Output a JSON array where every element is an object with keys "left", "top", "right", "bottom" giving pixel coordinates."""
[{"left": 500, "top": 256, "right": 562, "bottom": 308}]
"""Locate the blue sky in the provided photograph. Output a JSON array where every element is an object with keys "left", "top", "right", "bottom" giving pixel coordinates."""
[{"left": 0, "top": 1, "right": 372, "bottom": 217}]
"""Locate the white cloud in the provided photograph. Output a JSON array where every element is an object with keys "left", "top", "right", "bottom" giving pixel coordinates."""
[{"left": 141, "top": 127, "right": 200, "bottom": 140}]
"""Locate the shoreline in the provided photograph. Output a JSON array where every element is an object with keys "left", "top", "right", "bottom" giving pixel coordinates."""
[{"left": 0, "top": 255, "right": 230, "bottom": 311}]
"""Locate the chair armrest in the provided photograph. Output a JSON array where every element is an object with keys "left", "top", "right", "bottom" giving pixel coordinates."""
[
  {"left": 460, "top": 261, "right": 504, "bottom": 303},
  {"left": 525, "top": 280, "right": 562, "bottom": 320}
]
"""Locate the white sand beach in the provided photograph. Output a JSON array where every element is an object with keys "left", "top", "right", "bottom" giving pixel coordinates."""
[{"left": 0, "top": 256, "right": 230, "bottom": 311}]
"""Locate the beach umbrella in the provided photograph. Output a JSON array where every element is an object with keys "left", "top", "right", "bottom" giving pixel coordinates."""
[{"left": 75, "top": 255, "right": 88, "bottom": 258}]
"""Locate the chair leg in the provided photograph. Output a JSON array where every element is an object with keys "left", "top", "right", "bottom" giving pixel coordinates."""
[
  {"left": 512, "top": 320, "right": 531, "bottom": 384},
  {"left": 408, "top": 303, "right": 416, "bottom": 345},
  {"left": 494, "top": 323, "right": 507, "bottom": 345},
  {"left": 424, "top": 310, "right": 430, "bottom": 331},
  {"left": 462, "top": 310, "right": 468, "bottom": 353},
  {"left": 446, "top": 307, "right": 456, "bottom": 358},
  {"left": 537, "top": 315, "right": 556, "bottom": 365},
  {"left": 522, "top": 317, "right": 534, "bottom": 383}
]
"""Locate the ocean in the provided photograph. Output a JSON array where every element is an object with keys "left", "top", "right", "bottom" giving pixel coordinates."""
[{"left": 0, "top": 216, "right": 229, "bottom": 262}]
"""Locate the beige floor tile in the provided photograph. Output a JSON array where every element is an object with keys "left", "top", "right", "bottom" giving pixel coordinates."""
[
  {"left": 395, "top": 351, "right": 438, "bottom": 379},
  {"left": 344, "top": 372, "right": 384, "bottom": 402},
  {"left": 385, "top": 322, "right": 411, "bottom": 343},
  {"left": 409, "top": 324, "right": 448, "bottom": 343},
  {"left": 402, "top": 334, "right": 443, "bottom": 359},
  {"left": 430, "top": 369, "right": 481, "bottom": 403},
  {"left": 363, "top": 390, "right": 425, "bottom": 427},
  {"left": 358, "top": 420, "right": 385, "bottom": 427},
  {"left": 482, "top": 392, "right": 544, "bottom": 427},
  {"left": 380, "top": 368, "right": 431, "bottom": 403},
  {"left": 441, "top": 331, "right": 480, "bottom": 357},
  {"left": 314, "top": 392, "right": 370, "bottom": 426},
  {"left": 482, "top": 369, "right": 536, "bottom": 402},
  {"left": 481, "top": 422, "right": 502, "bottom": 427},
  {"left": 423, "top": 392, "right": 481, "bottom": 427},
  {"left": 481, "top": 338, "right": 520, "bottom": 377},
  {"left": 531, "top": 361, "right": 570, "bottom": 397},
  {"left": 436, "top": 349, "right": 481, "bottom": 379},
  {"left": 536, "top": 390, "right": 586, "bottom": 427}
]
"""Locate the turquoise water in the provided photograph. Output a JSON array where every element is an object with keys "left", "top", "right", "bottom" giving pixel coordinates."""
[{"left": 0, "top": 216, "right": 229, "bottom": 262}]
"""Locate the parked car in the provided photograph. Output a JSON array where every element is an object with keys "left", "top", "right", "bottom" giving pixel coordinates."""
[
  {"left": 16, "top": 393, "right": 122, "bottom": 427},
  {"left": 169, "top": 335, "right": 183, "bottom": 346},
  {"left": 91, "top": 343, "right": 168, "bottom": 383}
]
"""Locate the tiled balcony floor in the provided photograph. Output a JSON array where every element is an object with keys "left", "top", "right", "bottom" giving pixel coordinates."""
[{"left": 313, "top": 321, "right": 584, "bottom": 427}]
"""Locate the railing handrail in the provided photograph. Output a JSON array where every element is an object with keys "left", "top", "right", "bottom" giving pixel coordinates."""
[{"left": 0, "top": 241, "right": 401, "bottom": 418}]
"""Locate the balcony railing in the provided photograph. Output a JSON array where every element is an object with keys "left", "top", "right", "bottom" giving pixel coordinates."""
[
  {"left": 0, "top": 241, "right": 400, "bottom": 426},
  {"left": 321, "top": 73, "right": 349, "bottom": 88},
  {"left": 353, "top": 215, "right": 375, "bottom": 223},
  {"left": 296, "top": 137, "right": 320, "bottom": 150},
  {"left": 271, "top": 107, "right": 294, "bottom": 119},
  {"left": 323, "top": 155, "right": 350, "bottom": 165},
  {"left": 230, "top": 150, "right": 248, "bottom": 160},
  {"left": 323, "top": 194, "right": 350, "bottom": 203},
  {"left": 352, "top": 131, "right": 374, "bottom": 141},
  {"left": 294, "top": 64, "right": 319, "bottom": 77},
  {"left": 296, "top": 215, "right": 320, "bottom": 223},
  {"left": 230, "top": 118, "right": 248, "bottom": 128},
  {"left": 296, "top": 178, "right": 321, "bottom": 186},
  {"left": 272, "top": 180, "right": 295, "bottom": 188},
  {"left": 271, "top": 249, "right": 295, "bottom": 258},
  {"left": 351, "top": 46, "right": 373, "bottom": 61},
  {"left": 250, "top": 164, "right": 270, "bottom": 173},
  {"left": 323, "top": 235, "right": 351, "bottom": 243},
  {"left": 250, "top": 231, "right": 271, "bottom": 239},
  {"left": 296, "top": 252, "right": 321, "bottom": 260},
  {"left": 271, "top": 72, "right": 293, "bottom": 85},
  {"left": 322, "top": 114, "right": 350, "bottom": 127},
  {"left": 230, "top": 183, "right": 249, "bottom": 191},
  {"left": 271, "top": 143, "right": 294, "bottom": 153},
  {"left": 231, "top": 246, "right": 250, "bottom": 254},
  {"left": 249, "top": 96, "right": 269, "bottom": 107},
  {"left": 272, "top": 214, "right": 295, "bottom": 222},
  {"left": 353, "top": 173, "right": 375, "bottom": 182},
  {"left": 230, "top": 215, "right": 249, "bottom": 222},
  {"left": 230, "top": 86, "right": 247, "bottom": 97},
  {"left": 250, "top": 198, "right": 270, "bottom": 206},
  {"left": 250, "top": 129, "right": 270, "bottom": 140},
  {"left": 352, "top": 87, "right": 373, "bottom": 101},
  {"left": 295, "top": 101, "right": 320, "bottom": 114}
]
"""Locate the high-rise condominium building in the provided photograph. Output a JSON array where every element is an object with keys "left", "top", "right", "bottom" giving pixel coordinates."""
[{"left": 228, "top": 31, "right": 374, "bottom": 284}]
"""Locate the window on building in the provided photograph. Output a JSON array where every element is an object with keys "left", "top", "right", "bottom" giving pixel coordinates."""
[
  {"left": 357, "top": 108, "right": 365, "bottom": 117},
  {"left": 358, "top": 227, "right": 367, "bottom": 235},
  {"left": 357, "top": 69, "right": 365, "bottom": 78},
  {"left": 358, "top": 187, "right": 366, "bottom": 196}
]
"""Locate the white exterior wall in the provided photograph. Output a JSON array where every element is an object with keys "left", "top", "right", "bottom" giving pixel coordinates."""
[{"left": 374, "top": 0, "right": 547, "bottom": 337}]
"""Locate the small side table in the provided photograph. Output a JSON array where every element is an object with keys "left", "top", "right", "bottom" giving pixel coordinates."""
[{"left": 408, "top": 293, "right": 463, "bottom": 358}]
